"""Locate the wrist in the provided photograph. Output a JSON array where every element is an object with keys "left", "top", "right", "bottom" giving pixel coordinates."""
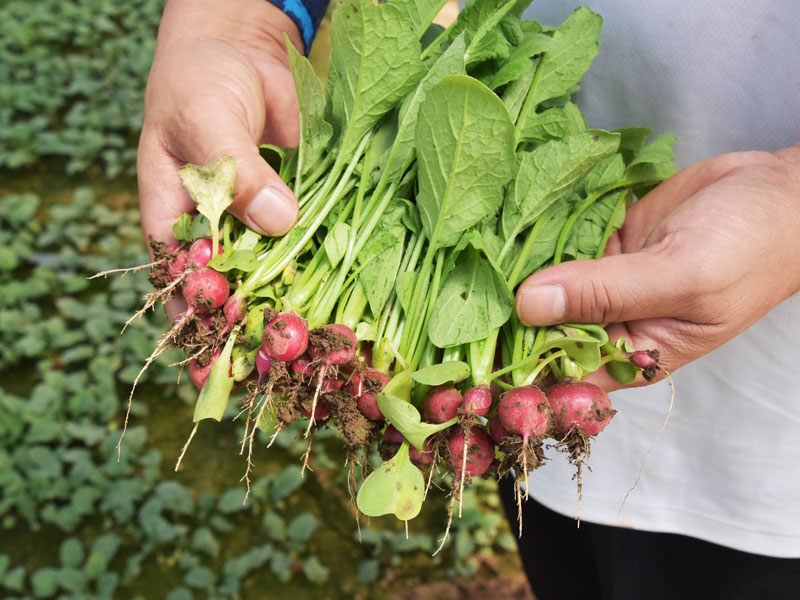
[{"left": 158, "top": 0, "right": 304, "bottom": 64}]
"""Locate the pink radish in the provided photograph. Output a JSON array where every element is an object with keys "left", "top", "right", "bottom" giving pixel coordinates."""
[
  {"left": 187, "top": 237, "right": 221, "bottom": 268},
  {"left": 256, "top": 348, "right": 272, "bottom": 379},
  {"left": 489, "top": 413, "right": 511, "bottom": 444},
  {"left": 383, "top": 424, "right": 404, "bottom": 444},
  {"left": 189, "top": 349, "right": 222, "bottom": 390},
  {"left": 497, "top": 385, "right": 552, "bottom": 445},
  {"left": 346, "top": 369, "right": 391, "bottom": 421},
  {"left": 545, "top": 381, "right": 615, "bottom": 438},
  {"left": 166, "top": 243, "right": 188, "bottom": 279},
  {"left": 309, "top": 324, "right": 357, "bottom": 366},
  {"left": 291, "top": 354, "right": 317, "bottom": 378},
  {"left": 182, "top": 267, "right": 229, "bottom": 313},
  {"left": 462, "top": 385, "right": 492, "bottom": 417},
  {"left": 409, "top": 437, "right": 435, "bottom": 467},
  {"left": 300, "top": 402, "right": 330, "bottom": 421},
  {"left": 262, "top": 312, "right": 309, "bottom": 362},
  {"left": 446, "top": 425, "right": 494, "bottom": 478},
  {"left": 424, "top": 384, "right": 462, "bottom": 424}
]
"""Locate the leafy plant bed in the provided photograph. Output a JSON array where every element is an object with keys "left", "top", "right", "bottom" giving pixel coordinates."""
[{"left": 0, "top": 179, "right": 528, "bottom": 599}]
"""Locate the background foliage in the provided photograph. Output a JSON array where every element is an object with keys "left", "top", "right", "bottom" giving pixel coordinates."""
[{"left": 0, "top": 1, "right": 531, "bottom": 598}]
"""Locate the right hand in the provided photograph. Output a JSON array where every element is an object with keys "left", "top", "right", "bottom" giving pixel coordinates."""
[{"left": 137, "top": 0, "right": 303, "bottom": 250}]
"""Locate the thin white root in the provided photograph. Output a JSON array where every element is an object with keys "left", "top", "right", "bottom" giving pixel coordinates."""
[
  {"left": 304, "top": 367, "right": 326, "bottom": 439},
  {"left": 88, "top": 260, "right": 162, "bottom": 279},
  {"left": 516, "top": 479, "right": 523, "bottom": 538},
  {"left": 175, "top": 422, "right": 199, "bottom": 471},
  {"left": 117, "top": 311, "right": 189, "bottom": 460},
  {"left": 121, "top": 274, "right": 185, "bottom": 333},
  {"left": 433, "top": 488, "right": 456, "bottom": 557},
  {"left": 617, "top": 368, "right": 675, "bottom": 517},
  {"left": 458, "top": 430, "right": 470, "bottom": 518},
  {"left": 241, "top": 387, "right": 272, "bottom": 503},
  {"left": 168, "top": 345, "right": 209, "bottom": 368}
]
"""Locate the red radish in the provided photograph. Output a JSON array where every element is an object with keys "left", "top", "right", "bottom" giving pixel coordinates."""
[
  {"left": 223, "top": 293, "right": 246, "bottom": 326},
  {"left": 346, "top": 370, "right": 391, "bottom": 421},
  {"left": 256, "top": 348, "right": 272, "bottom": 379},
  {"left": 446, "top": 425, "right": 494, "bottom": 478},
  {"left": 300, "top": 402, "right": 330, "bottom": 421},
  {"left": 166, "top": 243, "right": 188, "bottom": 279},
  {"left": 409, "top": 438, "right": 435, "bottom": 467},
  {"left": 497, "top": 385, "right": 552, "bottom": 445},
  {"left": 462, "top": 386, "right": 492, "bottom": 417},
  {"left": 189, "top": 349, "right": 222, "bottom": 390},
  {"left": 309, "top": 324, "right": 357, "bottom": 365},
  {"left": 383, "top": 424, "right": 404, "bottom": 444},
  {"left": 262, "top": 312, "right": 309, "bottom": 362},
  {"left": 489, "top": 413, "right": 511, "bottom": 444},
  {"left": 628, "top": 349, "right": 661, "bottom": 381},
  {"left": 322, "top": 376, "right": 345, "bottom": 393},
  {"left": 187, "top": 237, "right": 221, "bottom": 268},
  {"left": 291, "top": 354, "right": 316, "bottom": 378},
  {"left": 424, "top": 384, "right": 462, "bottom": 424},
  {"left": 195, "top": 314, "right": 216, "bottom": 331},
  {"left": 182, "top": 267, "right": 229, "bottom": 313},
  {"left": 545, "top": 381, "right": 615, "bottom": 437}
]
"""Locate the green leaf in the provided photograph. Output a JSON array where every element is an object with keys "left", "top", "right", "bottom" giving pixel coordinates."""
[
  {"left": 207, "top": 248, "right": 257, "bottom": 272},
  {"left": 287, "top": 513, "right": 317, "bottom": 542},
  {"left": 172, "top": 214, "right": 211, "bottom": 241},
  {"left": 377, "top": 373, "right": 456, "bottom": 451},
  {"left": 387, "top": 0, "right": 448, "bottom": 38},
  {"left": 416, "top": 75, "right": 515, "bottom": 251},
  {"left": 606, "top": 360, "right": 639, "bottom": 385},
  {"left": 428, "top": 247, "right": 513, "bottom": 347},
  {"left": 193, "top": 331, "right": 237, "bottom": 422},
  {"left": 217, "top": 487, "right": 249, "bottom": 513},
  {"left": 32, "top": 567, "right": 59, "bottom": 598},
  {"left": 503, "top": 130, "right": 620, "bottom": 242},
  {"left": 327, "top": 0, "right": 424, "bottom": 155},
  {"left": 410, "top": 361, "right": 470, "bottom": 386},
  {"left": 381, "top": 34, "right": 468, "bottom": 188},
  {"left": 302, "top": 556, "right": 330, "bottom": 585},
  {"left": 356, "top": 441, "right": 425, "bottom": 521},
  {"left": 286, "top": 38, "right": 333, "bottom": 183},
  {"left": 525, "top": 7, "right": 602, "bottom": 107},
  {"left": 483, "top": 32, "right": 552, "bottom": 90},
  {"left": 177, "top": 155, "right": 236, "bottom": 258},
  {"left": 59, "top": 538, "right": 84, "bottom": 568},
  {"left": 323, "top": 222, "right": 350, "bottom": 267}
]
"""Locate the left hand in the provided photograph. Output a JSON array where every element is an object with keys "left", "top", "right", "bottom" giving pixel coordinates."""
[{"left": 514, "top": 144, "right": 800, "bottom": 391}]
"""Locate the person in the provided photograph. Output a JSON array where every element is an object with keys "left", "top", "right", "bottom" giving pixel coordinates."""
[{"left": 138, "top": 0, "right": 800, "bottom": 597}]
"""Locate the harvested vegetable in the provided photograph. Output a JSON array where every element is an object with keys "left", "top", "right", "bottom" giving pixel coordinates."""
[{"left": 112, "top": 0, "right": 675, "bottom": 541}]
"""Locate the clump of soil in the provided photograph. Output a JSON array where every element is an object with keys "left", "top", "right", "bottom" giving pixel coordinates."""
[
  {"left": 324, "top": 390, "right": 376, "bottom": 451},
  {"left": 147, "top": 240, "right": 179, "bottom": 290}
]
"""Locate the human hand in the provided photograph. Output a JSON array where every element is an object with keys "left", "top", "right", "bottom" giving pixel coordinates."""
[
  {"left": 514, "top": 145, "right": 800, "bottom": 391},
  {"left": 137, "top": 0, "right": 303, "bottom": 248}
]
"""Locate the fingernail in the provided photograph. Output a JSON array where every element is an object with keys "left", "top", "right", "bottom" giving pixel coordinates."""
[
  {"left": 516, "top": 284, "right": 567, "bottom": 326},
  {"left": 247, "top": 187, "right": 298, "bottom": 236}
]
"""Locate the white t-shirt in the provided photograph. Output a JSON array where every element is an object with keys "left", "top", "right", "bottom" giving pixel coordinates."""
[{"left": 516, "top": 0, "right": 800, "bottom": 557}]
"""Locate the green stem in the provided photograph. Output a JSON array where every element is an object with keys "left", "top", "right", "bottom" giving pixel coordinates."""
[{"left": 243, "top": 132, "right": 370, "bottom": 293}]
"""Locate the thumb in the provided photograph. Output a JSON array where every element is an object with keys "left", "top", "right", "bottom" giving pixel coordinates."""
[
  {"left": 200, "top": 136, "right": 298, "bottom": 237},
  {"left": 515, "top": 249, "right": 692, "bottom": 326},
  {"left": 173, "top": 117, "right": 299, "bottom": 237}
]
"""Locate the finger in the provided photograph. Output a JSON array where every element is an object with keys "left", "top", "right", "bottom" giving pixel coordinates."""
[
  {"left": 514, "top": 245, "right": 699, "bottom": 326},
  {"left": 619, "top": 150, "right": 772, "bottom": 252},
  {"left": 138, "top": 131, "right": 194, "bottom": 245},
  {"left": 171, "top": 113, "right": 298, "bottom": 237}
]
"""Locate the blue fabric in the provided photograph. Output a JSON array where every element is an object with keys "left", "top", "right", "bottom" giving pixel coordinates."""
[{"left": 267, "top": 0, "right": 329, "bottom": 53}]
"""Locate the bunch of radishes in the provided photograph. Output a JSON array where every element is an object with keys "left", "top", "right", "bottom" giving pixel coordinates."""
[{"left": 117, "top": 0, "right": 676, "bottom": 535}]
